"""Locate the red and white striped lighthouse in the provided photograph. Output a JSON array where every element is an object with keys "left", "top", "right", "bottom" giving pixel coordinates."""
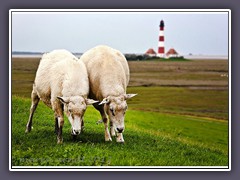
[{"left": 158, "top": 20, "right": 165, "bottom": 57}]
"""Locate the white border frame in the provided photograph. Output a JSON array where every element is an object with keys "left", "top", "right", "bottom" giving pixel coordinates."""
[{"left": 9, "top": 9, "right": 231, "bottom": 171}]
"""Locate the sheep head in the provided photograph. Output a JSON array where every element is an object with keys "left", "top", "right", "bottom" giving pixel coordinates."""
[
  {"left": 99, "top": 94, "right": 137, "bottom": 134},
  {"left": 58, "top": 96, "right": 98, "bottom": 135}
]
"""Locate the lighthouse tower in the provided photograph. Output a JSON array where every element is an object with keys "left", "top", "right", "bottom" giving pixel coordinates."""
[{"left": 158, "top": 20, "right": 165, "bottom": 57}]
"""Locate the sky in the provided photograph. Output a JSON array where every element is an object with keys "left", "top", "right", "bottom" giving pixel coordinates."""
[{"left": 11, "top": 11, "right": 229, "bottom": 55}]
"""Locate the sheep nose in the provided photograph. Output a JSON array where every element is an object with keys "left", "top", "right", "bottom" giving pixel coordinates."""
[
  {"left": 117, "top": 127, "right": 124, "bottom": 133},
  {"left": 72, "top": 129, "right": 80, "bottom": 135}
]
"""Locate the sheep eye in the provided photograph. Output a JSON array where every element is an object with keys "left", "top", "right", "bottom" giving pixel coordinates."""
[{"left": 110, "top": 108, "right": 115, "bottom": 116}]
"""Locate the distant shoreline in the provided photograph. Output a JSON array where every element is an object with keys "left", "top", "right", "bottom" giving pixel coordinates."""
[
  {"left": 11, "top": 53, "right": 228, "bottom": 60},
  {"left": 11, "top": 53, "right": 82, "bottom": 58},
  {"left": 184, "top": 55, "right": 228, "bottom": 60}
]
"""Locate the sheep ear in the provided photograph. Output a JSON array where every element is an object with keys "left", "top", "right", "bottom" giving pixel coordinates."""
[
  {"left": 124, "top": 94, "right": 137, "bottom": 100},
  {"left": 57, "top": 96, "right": 70, "bottom": 104},
  {"left": 86, "top": 99, "right": 99, "bottom": 105},
  {"left": 99, "top": 97, "right": 110, "bottom": 105}
]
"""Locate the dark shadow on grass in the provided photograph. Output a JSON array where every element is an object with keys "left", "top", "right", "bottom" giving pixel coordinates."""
[
  {"left": 21, "top": 125, "right": 158, "bottom": 145},
  {"left": 29, "top": 128, "right": 108, "bottom": 144},
  {"left": 64, "top": 130, "right": 105, "bottom": 144}
]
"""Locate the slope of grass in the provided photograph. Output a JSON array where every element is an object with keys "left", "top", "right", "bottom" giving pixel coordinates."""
[
  {"left": 11, "top": 58, "right": 229, "bottom": 167},
  {"left": 11, "top": 96, "right": 228, "bottom": 167},
  {"left": 127, "top": 86, "right": 228, "bottom": 120},
  {"left": 128, "top": 60, "right": 228, "bottom": 87}
]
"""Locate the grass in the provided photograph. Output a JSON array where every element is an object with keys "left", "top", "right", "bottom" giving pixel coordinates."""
[
  {"left": 11, "top": 58, "right": 229, "bottom": 120},
  {"left": 12, "top": 58, "right": 229, "bottom": 94},
  {"left": 11, "top": 57, "right": 229, "bottom": 167},
  {"left": 128, "top": 60, "right": 228, "bottom": 87},
  {"left": 127, "top": 86, "right": 228, "bottom": 120},
  {"left": 12, "top": 96, "right": 228, "bottom": 166}
]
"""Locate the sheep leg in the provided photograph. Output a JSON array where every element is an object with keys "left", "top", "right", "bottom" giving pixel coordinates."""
[
  {"left": 55, "top": 115, "right": 64, "bottom": 144},
  {"left": 25, "top": 89, "right": 40, "bottom": 133},
  {"left": 53, "top": 101, "right": 64, "bottom": 144},
  {"left": 93, "top": 103, "right": 112, "bottom": 141},
  {"left": 81, "top": 119, "right": 84, "bottom": 132},
  {"left": 103, "top": 116, "right": 112, "bottom": 141},
  {"left": 110, "top": 121, "right": 116, "bottom": 137},
  {"left": 54, "top": 117, "right": 59, "bottom": 134},
  {"left": 93, "top": 103, "right": 104, "bottom": 124},
  {"left": 57, "top": 117, "right": 64, "bottom": 144},
  {"left": 100, "top": 106, "right": 112, "bottom": 141}
]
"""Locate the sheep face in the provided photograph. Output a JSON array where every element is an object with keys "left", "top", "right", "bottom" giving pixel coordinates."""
[
  {"left": 58, "top": 96, "right": 98, "bottom": 135},
  {"left": 100, "top": 94, "right": 137, "bottom": 134}
]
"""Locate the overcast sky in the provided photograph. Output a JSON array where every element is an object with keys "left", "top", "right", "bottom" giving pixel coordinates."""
[{"left": 11, "top": 11, "right": 229, "bottom": 55}]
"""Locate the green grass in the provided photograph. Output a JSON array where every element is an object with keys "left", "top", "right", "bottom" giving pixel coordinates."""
[
  {"left": 127, "top": 86, "right": 228, "bottom": 120},
  {"left": 11, "top": 58, "right": 229, "bottom": 120},
  {"left": 11, "top": 58, "right": 229, "bottom": 167},
  {"left": 128, "top": 60, "right": 228, "bottom": 87},
  {"left": 11, "top": 96, "right": 228, "bottom": 167}
]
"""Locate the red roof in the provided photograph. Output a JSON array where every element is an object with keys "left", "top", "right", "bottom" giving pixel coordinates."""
[
  {"left": 145, "top": 48, "right": 156, "bottom": 55},
  {"left": 166, "top": 48, "right": 178, "bottom": 55}
]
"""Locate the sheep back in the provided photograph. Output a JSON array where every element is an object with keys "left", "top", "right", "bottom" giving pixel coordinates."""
[
  {"left": 34, "top": 49, "right": 89, "bottom": 107},
  {"left": 81, "top": 45, "right": 130, "bottom": 99}
]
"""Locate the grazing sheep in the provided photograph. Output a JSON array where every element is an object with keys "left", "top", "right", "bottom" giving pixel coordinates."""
[
  {"left": 25, "top": 49, "right": 98, "bottom": 144},
  {"left": 81, "top": 45, "right": 137, "bottom": 143}
]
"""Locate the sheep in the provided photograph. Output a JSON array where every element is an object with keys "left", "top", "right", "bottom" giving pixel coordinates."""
[
  {"left": 81, "top": 45, "right": 137, "bottom": 143},
  {"left": 25, "top": 49, "right": 98, "bottom": 144}
]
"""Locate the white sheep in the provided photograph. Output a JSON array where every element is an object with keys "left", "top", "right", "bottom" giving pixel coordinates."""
[
  {"left": 81, "top": 45, "right": 137, "bottom": 143},
  {"left": 25, "top": 49, "right": 98, "bottom": 144}
]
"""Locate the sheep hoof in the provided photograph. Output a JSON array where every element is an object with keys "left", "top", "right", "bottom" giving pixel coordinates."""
[
  {"left": 105, "top": 137, "right": 112, "bottom": 142},
  {"left": 25, "top": 126, "right": 32, "bottom": 133},
  {"left": 57, "top": 138, "right": 63, "bottom": 144},
  {"left": 110, "top": 128, "right": 116, "bottom": 137}
]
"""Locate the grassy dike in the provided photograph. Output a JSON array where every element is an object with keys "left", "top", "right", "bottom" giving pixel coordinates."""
[
  {"left": 11, "top": 96, "right": 228, "bottom": 166},
  {"left": 11, "top": 58, "right": 229, "bottom": 167}
]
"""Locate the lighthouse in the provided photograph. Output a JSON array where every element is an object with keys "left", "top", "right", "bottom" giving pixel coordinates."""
[{"left": 158, "top": 20, "right": 165, "bottom": 57}]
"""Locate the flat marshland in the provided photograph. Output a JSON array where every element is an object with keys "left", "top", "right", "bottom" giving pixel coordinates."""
[{"left": 11, "top": 57, "right": 229, "bottom": 167}]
